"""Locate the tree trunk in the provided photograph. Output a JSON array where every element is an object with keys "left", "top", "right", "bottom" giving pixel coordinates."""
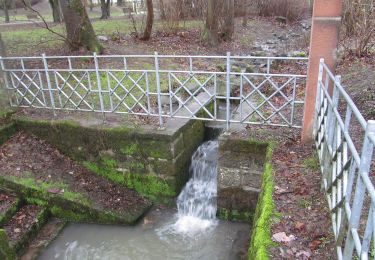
[
  {"left": 159, "top": 0, "right": 166, "bottom": 20},
  {"left": 59, "top": 0, "right": 103, "bottom": 53},
  {"left": 222, "top": 0, "right": 234, "bottom": 41},
  {"left": 49, "top": 0, "right": 62, "bottom": 23},
  {"left": 202, "top": 0, "right": 218, "bottom": 46},
  {"left": 117, "top": 0, "right": 124, "bottom": 6},
  {"left": 242, "top": 1, "right": 248, "bottom": 27},
  {"left": 141, "top": 0, "right": 154, "bottom": 40},
  {"left": 3, "top": 0, "right": 10, "bottom": 23},
  {"left": 100, "top": 0, "right": 110, "bottom": 19},
  {"left": 89, "top": 0, "right": 94, "bottom": 11}
]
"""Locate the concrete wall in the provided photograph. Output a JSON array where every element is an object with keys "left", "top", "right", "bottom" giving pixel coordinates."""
[
  {"left": 12, "top": 115, "right": 205, "bottom": 202},
  {"left": 217, "top": 135, "right": 268, "bottom": 221}
]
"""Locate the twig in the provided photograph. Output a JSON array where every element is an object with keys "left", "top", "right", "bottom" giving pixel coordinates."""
[{"left": 21, "top": 0, "right": 73, "bottom": 46}]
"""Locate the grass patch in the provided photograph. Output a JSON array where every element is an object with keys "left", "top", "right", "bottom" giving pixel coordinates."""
[
  {"left": 303, "top": 155, "right": 319, "bottom": 171},
  {"left": 298, "top": 198, "right": 312, "bottom": 209}
]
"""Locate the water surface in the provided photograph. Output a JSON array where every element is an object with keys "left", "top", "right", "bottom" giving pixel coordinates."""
[{"left": 38, "top": 209, "right": 250, "bottom": 260}]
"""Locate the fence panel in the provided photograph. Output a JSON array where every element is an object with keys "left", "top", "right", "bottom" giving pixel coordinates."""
[
  {"left": 314, "top": 58, "right": 375, "bottom": 259},
  {"left": 0, "top": 53, "right": 307, "bottom": 128}
]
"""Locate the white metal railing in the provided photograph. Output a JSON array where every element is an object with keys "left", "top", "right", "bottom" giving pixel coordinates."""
[
  {"left": 0, "top": 53, "right": 307, "bottom": 129},
  {"left": 314, "top": 58, "right": 375, "bottom": 260}
]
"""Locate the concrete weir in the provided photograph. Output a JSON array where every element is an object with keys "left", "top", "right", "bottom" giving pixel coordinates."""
[
  {"left": 217, "top": 134, "right": 269, "bottom": 222},
  {"left": 11, "top": 110, "right": 205, "bottom": 203}
]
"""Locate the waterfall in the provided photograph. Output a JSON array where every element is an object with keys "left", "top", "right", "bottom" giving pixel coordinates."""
[{"left": 171, "top": 140, "right": 219, "bottom": 236}]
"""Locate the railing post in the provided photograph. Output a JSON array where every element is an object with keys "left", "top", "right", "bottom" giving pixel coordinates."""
[
  {"left": 154, "top": 52, "right": 164, "bottom": 129},
  {"left": 301, "top": 0, "right": 343, "bottom": 142},
  {"left": 42, "top": 53, "right": 56, "bottom": 116},
  {"left": 93, "top": 52, "right": 105, "bottom": 118},
  {"left": 226, "top": 52, "right": 231, "bottom": 131},
  {"left": 0, "top": 56, "right": 12, "bottom": 107},
  {"left": 343, "top": 120, "right": 375, "bottom": 259}
]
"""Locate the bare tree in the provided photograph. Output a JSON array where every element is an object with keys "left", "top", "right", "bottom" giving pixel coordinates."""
[
  {"left": 222, "top": 0, "right": 234, "bottom": 41},
  {"left": 242, "top": 0, "right": 249, "bottom": 27},
  {"left": 59, "top": 0, "right": 103, "bottom": 52},
  {"left": 100, "top": 0, "right": 111, "bottom": 19},
  {"left": 89, "top": 0, "right": 94, "bottom": 11},
  {"left": 3, "top": 0, "right": 10, "bottom": 23},
  {"left": 342, "top": 0, "right": 375, "bottom": 57},
  {"left": 49, "top": 0, "right": 62, "bottom": 23},
  {"left": 159, "top": 0, "right": 166, "bottom": 20},
  {"left": 141, "top": 0, "right": 154, "bottom": 40},
  {"left": 202, "top": 0, "right": 218, "bottom": 46},
  {"left": 117, "top": 0, "right": 124, "bottom": 6}
]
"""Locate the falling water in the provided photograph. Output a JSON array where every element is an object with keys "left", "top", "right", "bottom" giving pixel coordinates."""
[{"left": 171, "top": 140, "right": 219, "bottom": 236}]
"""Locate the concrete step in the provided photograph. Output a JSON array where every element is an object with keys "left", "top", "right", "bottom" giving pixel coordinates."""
[
  {"left": 0, "top": 190, "right": 21, "bottom": 226},
  {"left": 19, "top": 218, "right": 66, "bottom": 260},
  {"left": 2, "top": 205, "right": 48, "bottom": 255}
]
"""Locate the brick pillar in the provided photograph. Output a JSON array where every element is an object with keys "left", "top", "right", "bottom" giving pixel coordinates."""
[{"left": 301, "top": 0, "right": 343, "bottom": 142}]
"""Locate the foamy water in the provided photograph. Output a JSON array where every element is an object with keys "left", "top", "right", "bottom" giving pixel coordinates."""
[{"left": 158, "top": 141, "right": 219, "bottom": 237}]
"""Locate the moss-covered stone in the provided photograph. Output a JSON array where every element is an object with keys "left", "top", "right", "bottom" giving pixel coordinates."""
[
  {"left": 217, "top": 208, "right": 254, "bottom": 222},
  {"left": 248, "top": 144, "right": 275, "bottom": 260},
  {"left": 12, "top": 115, "right": 205, "bottom": 203},
  {"left": 217, "top": 136, "right": 271, "bottom": 222},
  {"left": 10, "top": 207, "right": 49, "bottom": 253},
  {"left": 0, "top": 197, "right": 20, "bottom": 226},
  {"left": 83, "top": 161, "right": 177, "bottom": 203},
  {"left": 0, "top": 176, "right": 150, "bottom": 225},
  {"left": 0, "top": 229, "right": 15, "bottom": 260},
  {"left": 0, "top": 124, "right": 16, "bottom": 146}
]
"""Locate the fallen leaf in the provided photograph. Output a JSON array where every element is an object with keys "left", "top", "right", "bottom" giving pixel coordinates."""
[
  {"left": 275, "top": 185, "right": 288, "bottom": 195},
  {"left": 296, "top": 250, "right": 311, "bottom": 259},
  {"left": 295, "top": 222, "right": 305, "bottom": 231},
  {"left": 14, "top": 228, "right": 21, "bottom": 233},
  {"left": 272, "top": 232, "right": 296, "bottom": 244},
  {"left": 47, "top": 188, "right": 62, "bottom": 194},
  {"left": 16, "top": 214, "right": 26, "bottom": 220},
  {"left": 309, "top": 240, "right": 322, "bottom": 250}
]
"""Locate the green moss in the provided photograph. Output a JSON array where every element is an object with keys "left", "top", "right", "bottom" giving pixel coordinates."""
[
  {"left": 25, "top": 197, "right": 48, "bottom": 207},
  {"left": 0, "top": 124, "right": 16, "bottom": 146},
  {"left": 303, "top": 155, "right": 319, "bottom": 171},
  {"left": 120, "top": 143, "right": 139, "bottom": 155},
  {"left": 248, "top": 144, "right": 275, "bottom": 260},
  {"left": 8, "top": 176, "right": 91, "bottom": 206},
  {"left": 49, "top": 205, "right": 145, "bottom": 225},
  {"left": 0, "top": 229, "right": 15, "bottom": 260},
  {"left": 218, "top": 208, "right": 253, "bottom": 222},
  {"left": 83, "top": 161, "right": 176, "bottom": 202}
]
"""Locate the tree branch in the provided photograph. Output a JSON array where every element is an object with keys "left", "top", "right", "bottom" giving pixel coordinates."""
[{"left": 21, "top": 0, "right": 74, "bottom": 47}]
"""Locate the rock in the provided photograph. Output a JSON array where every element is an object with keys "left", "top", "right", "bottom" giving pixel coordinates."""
[
  {"left": 272, "top": 232, "right": 296, "bottom": 244},
  {"left": 252, "top": 51, "right": 267, "bottom": 57},
  {"left": 275, "top": 16, "right": 287, "bottom": 24},
  {"left": 261, "top": 44, "right": 270, "bottom": 51},
  {"left": 301, "top": 22, "right": 311, "bottom": 30},
  {"left": 98, "top": 35, "right": 109, "bottom": 42},
  {"left": 266, "top": 40, "right": 276, "bottom": 44},
  {"left": 47, "top": 187, "right": 62, "bottom": 194},
  {"left": 277, "top": 35, "right": 288, "bottom": 41}
]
